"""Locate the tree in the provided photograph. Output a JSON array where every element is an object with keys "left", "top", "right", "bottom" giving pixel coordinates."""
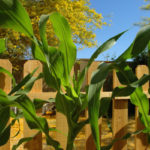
[{"left": 0, "top": 0, "right": 106, "bottom": 59}]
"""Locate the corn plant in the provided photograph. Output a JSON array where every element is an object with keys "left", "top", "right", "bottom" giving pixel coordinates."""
[{"left": 1, "top": 0, "right": 150, "bottom": 150}]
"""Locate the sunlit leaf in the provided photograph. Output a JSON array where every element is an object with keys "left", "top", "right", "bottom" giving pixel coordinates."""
[
  {"left": 49, "top": 12, "right": 77, "bottom": 85},
  {"left": 0, "top": 38, "right": 6, "bottom": 53},
  {"left": 77, "top": 30, "right": 127, "bottom": 93},
  {"left": 0, "top": 0, "right": 33, "bottom": 38}
]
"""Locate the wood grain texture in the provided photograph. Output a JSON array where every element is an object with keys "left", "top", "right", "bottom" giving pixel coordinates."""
[
  {"left": 135, "top": 65, "right": 149, "bottom": 150},
  {"left": 112, "top": 70, "right": 128, "bottom": 150},
  {"left": 0, "top": 59, "right": 12, "bottom": 150},
  {"left": 85, "top": 61, "right": 102, "bottom": 150},
  {"left": 56, "top": 68, "right": 74, "bottom": 149},
  {"left": 23, "top": 60, "right": 42, "bottom": 150}
]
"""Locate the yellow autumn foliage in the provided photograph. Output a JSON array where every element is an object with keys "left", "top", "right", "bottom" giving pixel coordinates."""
[{"left": 0, "top": 0, "right": 106, "bottom": 59}]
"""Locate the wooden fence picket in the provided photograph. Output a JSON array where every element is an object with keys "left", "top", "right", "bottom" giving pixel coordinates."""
[
  {"left": 84, "top": 61, "right": 102, "bottom": 150},
  {"left": 56, "top": 68, "right": 74, "bottom": 149},
  {"left": 0, "top": 59, "right": 12, "bottom": 150},
  {"left": 112, "top": 70, "right": 128, "bottom": 150},
  {"left": 135, "top": 65, "right": 149, "bottom": 150},
  {"left": 23, "top": 60, "right": 43, "bottom": 150}
]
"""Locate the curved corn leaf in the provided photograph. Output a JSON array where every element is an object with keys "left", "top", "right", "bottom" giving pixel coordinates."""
[
  {"left": 43, "top": 64, "right": 61, "bottom": 90},
  {"left": 132, "top": 25, "right": 150, "bottom": 56},
  {"left": 112, "top": 86, "right": 135, "bottom": 97},
  {"left": 99, "top": 97, "right": 111, "bottom": 118},
  {"left": 49, "top": 12, "right": 77, "bottom": 85},
  {"left": 113, "top": 62, "right": 137, "bottom": 85},
  {"left": 16, "top": 73, "right": 43, "bottom": 95},
  {"left": 101, "top": 130, "right": 144, "bottom": 150},
  {"left": 88, "top": 63, "right": 113, "bottom": 150},
  {"left": 112, "top": 61, "right": 150, "bottom": 131},
  {"left": 130, "top": 74, "right": 150, "bottom": 88},
  {"left": 56, "top": 92, "right": 75, "bottom": 116},
  {"left": 117, "top": 25, "right": 150, "bottom": 61},
  {"left": 47, "top": 46, "right": 64, "bottom": 83},
  {"left": 9, "top": 67, "right": 39, "bottom": 95},
  {"left": 33, "top": 98, "right": 48, "bottom": 110},
  {"left": 0, "top": 119, "right": 16, "bottom": 146},
  {"left": 14, "top": 95, "right": 62, "bottom": 149},
  {"left": 0, "top": 107, "right": 10, "bottom": 134},
  {"left": 0, "top": 89, "right": 12, "bottom": 105},
  {"left": 0, "top": 0, "right": 33, "bottom": 38},
  {"left": 12, "top": 136, "right": 33, "bottom": 150},
  {"left": 0, "top": 66, "right": 16, "bottom": 87},
  {"left": 31, "top": 41, "right": 46, "bottom": 63},
  {"left": 0, "top": 124, "right": 10, "bottom": 146},
  {"left": 130, "top": 87, "right": 150, "bottom": 128},
  {"left": 0, "top": 38, "right": 6, "bottom": 53},
  {"left": 77, "top": 30, "right": 127, "bottom": 93},
  {"left": 39, "top": 15, "right": 49, "bottom": 52}
]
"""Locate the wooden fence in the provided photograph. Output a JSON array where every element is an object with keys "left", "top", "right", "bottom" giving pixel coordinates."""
[{"left": 0, "top": 59, "right": 149, "bottom": 150}]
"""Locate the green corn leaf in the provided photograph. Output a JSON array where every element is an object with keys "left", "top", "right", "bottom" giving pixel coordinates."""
[
  {"left": 99, "top": 97, "right": 111, "bottom": 118},
  {"left": 39, "top": 14, "right": 49, "bottom": 52},
  {"left": 14, "top": 73, "right": 43, "bottom": 95},
  {"left": 0, "top": 38, "right": 6, "bottom": 53},
  {"left": 15, "top": 95, "right": 38, "bottom": 129},
  {"left": 43, "top": 64, "right": 61, "bottom": 90},
  {"left": 12, "top": 136, "right": 33, "bottom": 150},
  {"left": 31, "top": 41, "right": 46, "bottom": 63},
  {"left": 113, "top": 62, "right": 137, "bottom": 85},
  {"left": 0, "top": 107, "right": 10, "bottom": 134},
  {"left": 148, "top": 41, "right": 150, "bottom": 71},
  {"left": 112, "top": 86, "right": 135, "bottom": 98},
  {"left": 0, "top": 0, "right": 33, "bottom": 38},
  {"left": 33, "top": 98, "right": 48, "bottom": 110},
  {"left": 77, "top": 30, "right": 127, "bottom": 94},
  {"left": 132, "top": 25, "right": 150, "bottom": 56},
  {"left": 117, "top": 25, "right": 150, "bottom": 61},
  {"left": 47, "top": 46, "right": 64, "bottom": 83},
  {"left": 18, "top": 73, "right": 43, "bottom": 94},
  {"left": 49, "top": 12, "right": 77, "bottom": 85},
  {"left": 39, "top": 14, "right": 65, "bottom": 87},
  {"left": 56, "top": 92, "right": 75, "bottom": 116},
  {"left": 112, "top": 60, "right": 150, "bottom": 131},
  {"left": 0, "top": 124, "right": 10, "bottom": 146},
  {"left": 14, "top": 95, "right": 61, "bottom": 150},
  {"left": 0, "top": 89, "right": 12, "bottom": 105},
  {"left": 130, "top": 87, "right": 150, "bottom": 128},
  {"left": 0, "top": 119, "right": 16, "bottom": 146},
  {"left": 88, "top": 63, "right": 113, "bottom": 150},
  {"left": 9, "top": 67, "right": 38, "bottom": 95},
  {"left": 130, "top": 74, "right": 150, "bottom": 88},
  {"left": 101, "top": 130, "right": 143, "bottom": 150},
  {"left": 0, "top": 66, "right": 16, "bottom": 87},
  {"left": 11, "top": 120, "right": 21, "bottom": 138}
]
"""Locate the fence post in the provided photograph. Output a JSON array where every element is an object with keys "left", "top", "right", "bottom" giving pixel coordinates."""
[
  {"left": 84, "top": 61, "right": 102, "bottom": 150},
  {"left": 0, "top": 59, "right": 12, "bottom": 150},
  {"left": 135, "top": 65, "right": 149, "bottom": 150},
  {"left": 112, "top": 70, "right": 128, "bottom": 150},
  {"left": 23, "top": 60, "right": 42, "bottom": 150}
]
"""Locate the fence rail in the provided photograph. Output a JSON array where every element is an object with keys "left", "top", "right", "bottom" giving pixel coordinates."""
[{"left": 0, "top": 59, "right": 148, "bottom": 150}]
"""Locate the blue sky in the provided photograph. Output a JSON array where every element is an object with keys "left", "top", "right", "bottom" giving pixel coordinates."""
[{"left": 77, "top": 0, "right": 150, "bottom": 61}]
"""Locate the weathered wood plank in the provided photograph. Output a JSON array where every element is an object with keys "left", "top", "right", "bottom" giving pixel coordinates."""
[
  {"left": 135, "top": 65, "right": 149, "bottom": 150},
  {"left": 23, "top": 60, "right": 42, "bottom": 150},
  {"left": 0, "top": 59, "right": 12, "bottom": 150},
  {"left": 112, "top": 70, "right": 128, "bottom": 150}
]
